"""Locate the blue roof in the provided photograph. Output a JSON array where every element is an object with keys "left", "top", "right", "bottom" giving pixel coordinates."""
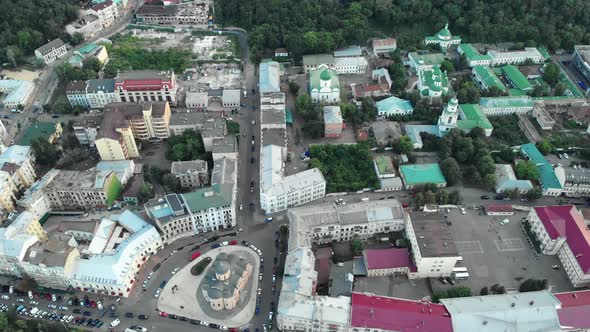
[
  {"left": 520, "top": 143, "right": 562, "bottom": 190},
  {"left": 259, "top": 61, "right": 281, "bottom": 93},
  {"left": 0, "top": 145, "right": 32, "bottom": 167},
  {"left": 404, "top": 124, "right": 439, "bottom": 148},
  {"left": 520, "top": 143, "right": 546, "bottom": 164},
  {"left": 78, "top": 43, "right": 98, "bottom": 55},
  {"left": 376, "top": 96, "right": 413, "bottom": 115},
  {"left": 334, "top": 45, "right": 362, "bottom": 57},
  {"left": 0, "top": 80, "right": 34, "bottom": 106}
]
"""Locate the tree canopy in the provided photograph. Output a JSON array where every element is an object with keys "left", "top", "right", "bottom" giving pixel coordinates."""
[{"left": 166, "top": 130, "right": 206, "bottom": 161}]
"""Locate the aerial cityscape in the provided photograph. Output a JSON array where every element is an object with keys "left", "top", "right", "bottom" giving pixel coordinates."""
[{"left": 1, "top": 0, "right": 590, "bottom": 331}]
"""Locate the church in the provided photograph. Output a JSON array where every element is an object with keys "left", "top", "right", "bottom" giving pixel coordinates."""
[{"left": 309, "top": 64, "right": 340, "bottom": 103}]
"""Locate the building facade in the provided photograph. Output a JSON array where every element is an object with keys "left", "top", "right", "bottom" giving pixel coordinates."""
[
  {"left": 35, "top": 39, "right": 67, "bottom": 64},
  {"left": 488, "top": 48, "right": 544, "bottom": 66},
  {"left": 0, "top": 80, "right": 35, "bottom": 109},
  {"left": 65, "top": 81, "right": 90, "bottom": 108},
  {"left": 86, "top": 79, "right": 119, "bottom": 109},
  {"left": 479, "top": 96, "right": 534, "bottom": 115},
  {"left": 72, "top": 116, "right": 101, "bottom": 147},
  {"left": 573, "top": 45, "right": 590, "bottom": 83},
  {"left": 309, "top": 65, "right": 340, "bottom": 103},
  {"left": 171, "top": 159, "right": 209, "bottom": 189},
  {"left": 323, "top": 106, "right": 343, "bottom": 138},
  {"left": 115, "top": 70, "right": 177, "bottom": 104}
]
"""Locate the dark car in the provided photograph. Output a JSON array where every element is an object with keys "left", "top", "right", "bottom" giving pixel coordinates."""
[
  {"left": 271, "top": 285, "right": 276, "bottom": 293},
  {"left": 169, "top": 314, "right": 178, "bottom": 320},
  {"left": 250, "top": 157, "right": 255, "bottom": 163},
  {"left": 109, "top": 312, "right": 119, "bottom": 318},
  {"left": 96, "top": 321, "right": 104, "bottom": 328},
  {"left": 98, "top": 310, "right": 106, "bottom": 318},
  {"left": 250, "top": 181, "right": 254, "bottom": 187},
  {"left": 480, "top": 195, "right": 490, "bottom": 200},
  {"left": 138, "top": 314, "right": 149, "bottom": 320},
  {"left": 255, "top": 306, "right": 260, "bottom": 315},
  {"left": 190, "top": 319, "right": 200, "bottom": 325},
  {"left": 211, "top": 243, "right": 220, "bottom": 249},
  {"left": 241, "top": 240, "right": 249, "bottom": 246},
  {"left": 251, "top": 146, "right": 255, "bottom": 152},
  {"left": 73, "top": 298, "right": 80, "bottom": 306},
  {"left": 73, "top": 309, "right": 82, "bottom": 314},
  {"left": 275, "top": 231, "right": 279, "bottom": 240},
  {"left": 179, "top": 316, "right": 188, "bottom": 321},
  {"left": 83, "top": 311, "right": 91, "bottom": 316},
  {"left": 110, "top": 304, "right": 116, "bottom": 312},
  {"left": 125, "top": 312, "right": 135, "bottom": 318},
  {"left": 251, "top": 135, "right": 255, "bottom": 140},
  {"left": 191, "top": 245, "right": 201, "bottom": 251},
  {"left": 159, "top": 280, "right": 167, "bottom": 288},
  {"left": 274, "top": 239, "right": 279, "bottom": 248},
  {"left": 51, "top": 114, "right": 59, "bottom": 119},
  {"left": 260, "top": 265, "right": 264, "bottom": 273},
  {"left": 494, "top": 195, "right": 505, "bottom": 200},
  {"left": 210, "top": 323, "right": 220, "bottom": 329},
  {"left": 153, "top": 263, "right": 161, "bottom": 272}
]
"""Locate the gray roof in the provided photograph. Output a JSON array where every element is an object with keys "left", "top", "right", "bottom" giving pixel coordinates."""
[
  {"left": 87, "top": 79, "right": 115, "bottom": 93},
  {"left": 36, "top": 38, "right": 65, "bottom": 55},
  {"left": 211, "top": 137, "right": 236, "bottom": 154},
  {"left": 261, "top": 128, "right": 287, "bottom": 147},
  {"left": 261, "top": 109, "right": 286, "bottom": 126},
  {"left": 564, "top": 167, "right": 590, "bottom": 184},
  {"left": 328, "top": 261, "right": 354, "bottom": 297},
  {"left": 171, "top": 160, "right": 208, "bottom": 175},
  {"left": 408, "top": 212, "right": 458, "bottom": 258},
  {"left": 222, "top": 89, "right": 241, "bottom": 102}
]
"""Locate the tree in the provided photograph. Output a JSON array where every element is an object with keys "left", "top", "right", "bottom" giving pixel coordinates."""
[
  {"left": 527, "top": 187, "right": 543, "bottom": 200},
  {"left": 536, "top": 139, "right": 553, "bottom": 155},
  {"left": 138, "top": 182, "right": 155, "bottom": 203},
  {"left": 519, "top": 279, "right": 548, "bottom": 292},
  {"left": 542, "top": 63, "right": 560, "bottom": 87},
  {"left": 480, "top": 287, "right": 489, "bottom": 296},
  {"left": 31, "top": 138, "right": 59, "bottom": 167},
  {"left": 303, "top": 119, "right": 324, "bottom": 139},
  {"left": 483, "top": 173, "right": 497, "bottom": 189},
  {"left": 361, "top": 97, "right": 377, "bottom": 121},
  {"left": 477, "top": 155, "right": 496, "bottom": 177},
  {"left": 70, "top": 32, "right": 85, "bottom": 45},
  {"left": 440, "top": 59, "right": 455, "bottom": 73},
  {"left": 288, "top": 81, "right": 300, "bottom": 95},
  {"left": 433, "top": 287, "right": 472, "bottom": 303},
  {"left": 162, "top": 174, "right": 181, "bottom": 193},
  {"left": 395, "top": 136, "right": 413, "bottom": 154},
  {"left": 515, "top": 160, "right": 540, "bottom": 180},
  {"left": 553, "top": 82, "right": 566, "bottom": 96},
  {"left": 351, "top": 239, "right": 364, "bottom": 255},
  {"left": 456, "top": 81, "right": 480, "bottom": 104},
  {"left": 82, "top": 57, "right": 102, "bottom": 73},
  {"left": 440, "top": 158, "right": 462, "bottom": 186},
  {"left": 508, "top": 188, "right": 520, "bottom": 199},
  {"left": 388, "top": 63, "right": 407, "bottom": 92},
  {"left": 6, "top": 47, "right": 17, "bottom": 68},
  {"left": 490, "top": 283, "right": 506, "bottom": 294},
  {"left": 448, "top": 190, "right": 463, "bottom": 205},
  {"left": 226, "top": 120, "right": 240, "bottom": 135}
]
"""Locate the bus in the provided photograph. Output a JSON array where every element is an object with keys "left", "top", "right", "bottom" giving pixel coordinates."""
[
  {"left": 454, "top": 272, "right": 470, "bottom": 280},
  {"left": 452, "top": 267, "right": 468, "bottom": 273}
]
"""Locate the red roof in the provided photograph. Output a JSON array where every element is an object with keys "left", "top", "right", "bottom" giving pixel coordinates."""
[
  {"left": 350, "top": 292, "right": 452, "bottom": 332},
  {"left": 485, "top": 204, "right": 514, "bottom": 212},
  {"left": 92, "top": 0, "right": 113, "bottom": 11},
  {"left": 364, "top": 248, "right": 410, "bottom": 270},
  {"left": 555, "top": 291, "right": 590, "bottom": 329},
  {"left": 364, "top": 85, "right": 382, "bottom": 92},
  {"left": 117, "top": 79, "right": 171, "bottom": 91},
  {"left": 534, "top": 206, "right": 590, "bottom": 272}
]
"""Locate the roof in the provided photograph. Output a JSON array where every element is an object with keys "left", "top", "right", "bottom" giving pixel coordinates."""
[
  {"left": 183, "top": 158, "right": 236, "bottom": 212},
  {"left": 328, "top": 260, "right": 353, "bottom": 297},
  {"left": 459, "top": 44, "right": 492, "bottom": 62},
  {"left": 333, "top": 45, "right": 362, "bottom": 57},
  {"left": 458, "top": 104, "right": 493, "bottom": 130},
  {"left": 95, "top": 160, "right": 134, "bottom": 185},
  {"left": 419, "top": 66, "right": 448, "bottom": 94},
  {"left": 78, "top": 43, "right": 99, "bottom": 55},
  {"left": 323, "top": 106, "right": 342, "bottom": 124},
  {"left": 0, "top": 80, "right": 34, "bottom": 105},
  {"left": 302, "top": 54, "right": 335, "bottom": 67},
  {"left": 472, "top": 66, "right": 506, "bottom": 91},
  {"left": 0, "top": 212, "right": 40, "bottom": 261},
  {"left": 485, "top": 204, "right": 514, "bottom": 213},
  {"left": 309, "top": 65, "right": 339, "bottom": 90},
  {"left": 374, "top": 155, "right": 396, "bottom": 176},
  {"left": 0, "top": 145, "right": 31, "bottom": 168},
  {"left": 222, "top": 89, "right": 241, "bottom": 102},
  {"left": 87, "top": 79, "right": 115, "bottom": 93},
  {"left": 376, "top": 96, "right": 413, "bottom": 115},
  {"left": 24, "top": 234, "right": 77, "bottom": 268},
  {"left": 36, "top": 38, "right": 65, "bottom": 55},
  {"left": 440, "top": 291, "right": 561, "bottom": 332},
  {"left": 520, "top": 143, "right": 546, "bottom": 164},
  {"left": 65, "top": 81, "right": 87, "bottom": 93},
  {"left": 170, "top": 159, "right": 207, "bottom": 175},
  {"left": 519, "top": 143, "right": 562, "bottom": 190},
  {"left": 350, "top": 292, "right": 452, "bottom": 332},
  {"left": 372, "top": 38, "right": 397, "bottom": 50},
  {"left": 364, "top": 248, "right": 410, "bottom": 270},
  {"left": 555, "top": 290, "right": 590, "bottom": 329},
  {"left": 404, "top": 124, "right": 439, "bottom": 148},
  {"left": 408, "top": 52, "right": 445, "bottom": 67},
  {"left": 494, "top": 164, "right": 533, "bottom": 192},
  {"left": 502, "top": 65, "right": 533, "bottom": 91},
  {"left": 18, "top": 122, "right": 59, "bottom": 145},
  {"left": 533, "top": 205, "right": 590, "bottom": 272},
  {"left": 479, "top": 96, "right": 534, "bottom": 109},
  {"left": 399, "top": 163, "right": 446, "bottom": 185},
  {"left": 259, "top": 61, "right": 281, "bottom": 94},
  {"left": 97, "top": 104, "right": 128, "bottom": 140},
  {"left": 408, "top": 212, "right": 458, "bottom": 257}
]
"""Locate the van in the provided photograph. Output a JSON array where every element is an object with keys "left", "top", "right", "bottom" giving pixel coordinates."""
[
  {"left": 109, "top": 318, "right": 121, "bottom": 328},
  {"left": 456, "top": 256, "right": 463, "bottom": 264}
]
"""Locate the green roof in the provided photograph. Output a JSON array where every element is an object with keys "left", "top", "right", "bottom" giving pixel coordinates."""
[
  {"left": 520, "top": 143, "right": 562, "bottom": 190},
  {"left": 420, "top": 66, "right": 448, "bottom": 93},
  {"left": 558, "top": 72, "right": 584, "bottom": 98},
  {"left": 400, "top": 163, "right": 447, "bottom": 185},
  {"left": 501, "top": 65, "right": 533, "bottom": 91},
  {"left": 303, "top": 54, "right": 334, "bottom": 67},
  {"left": 508, "top": 88, "right": 527, "bottom": 96},
  {"left": 458, "top": 104, "right": 493, "bottom": 130},
  {"left": 309, "top": 66, "right": 339, "bottom": 90},
  {"left": 473, "top": 66, "right": 506, "bottom": 91},
  {"left": 376, "top": 96, "right": 413, "bottom": 115},
  {"left": 18, "top": 122, "right": 59, "bottom": 145},
  {"left": 538, "top": 47, "right": 551, "bottom": 61},
  {"left": 183, "top": 184, "right": 231, "bottom": 212},
  {"left": 409, "top": 52, "right": 445, "bottom": 67},
  {"left": 374, "top": 155, "right": 396, "bottom": 176},
  {"left": 479, "top": 96, "right": 534, "bottom": 109},
  {"left": 460, "top": 44, "right": 492, "bottom": 62},
  {"left": 520, "top": 143, "right": 546, "bottom": 164},
  {"left": 78, "top": 43, "right": 98, "bottom": 55}
]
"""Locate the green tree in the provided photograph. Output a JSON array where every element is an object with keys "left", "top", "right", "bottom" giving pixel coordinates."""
[
  {"left": 82, "top": 56, "right": 102, "bottom": 73},
  {"left": 440, "top": 157, "right": 462, "bottom": 186},
  {"left": 456, "top": 81, "right": 480, "bottom": 104},
  {"left": 448, "top": 190, "right": 463, "bottom": 205},
  {"left": 288, "top": 81, "right": 300, "bottom": 95},
  {"left": 509, "top": 188, "right": 520, "bottom": 199},
  {"left": 483, "top": 173, "right": 497, "bottom": 189},
  {"left": 303, "top": 119, "right": 324, "bottom": 139},
  {"left": 226, "top": 120, "right": 240, "bottom": 135},
  {"left": 519, "top": 279, "right": 548, "bottom": 292},
  {"left": 162, "top": 174, "right": 181, "bottom": 193},
  {"left": 536, "top": 139, "right": 553, "bottom": 155},
  {"left": 351, "top": 239, "right": 364, "bottom": 255},
  {"left": 526, "top": 187, "right": 543, "bottom": 200},
  {"left": 515, "top": 160, "right": 540, "bottom": 180},
  {"left": 138, "top": 182, "right": 155, "bottom": 203},
  {"left": 70, "top": 32, "right": 85, "bottom": 45},
  {"left": 553, "top": 82, "right": 566, "bottom": 96},
  {"left": 440, "top": 59, "right": 455, "bottom": 73},
  {"left": 395, "top": 136, "right": 414, "bottom": 154},
  {"left": 361, "top": 97, "right": 377, "bottom": 121},
  {"left": 480, "top": 287, "right": 489, "bottom": 296},
  {"left": 388, "top": 62, "right": 407, "bottom": 92},
  {"left": 542, "top": 63, "right": 560, "bottom": 87},
  {"left": 31, "top": 137, "right": 59, "bottom": 167}
]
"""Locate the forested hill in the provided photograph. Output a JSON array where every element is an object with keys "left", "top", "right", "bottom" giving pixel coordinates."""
[
  {"left": 0, "top": 0, "right": 79, "bottom": 65},
  {"left": 214, "top": 0, "right": 590, "bottom": 60}
]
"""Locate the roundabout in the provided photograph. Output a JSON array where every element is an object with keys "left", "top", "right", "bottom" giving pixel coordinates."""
[{"left": 157, "top": 244, "right": 261, "bottom": 327}]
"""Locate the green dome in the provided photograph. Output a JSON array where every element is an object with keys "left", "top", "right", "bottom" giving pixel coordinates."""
[
  {"left": 320, "top": 69, "right": 331, "bottom": 81},
  {"left": 437, "top": 23, "right": 452, "bottom": 40}
]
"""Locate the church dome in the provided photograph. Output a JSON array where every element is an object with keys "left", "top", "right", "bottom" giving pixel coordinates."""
[
  {"left": 448, "top": 97, "right": 458, "bottom": 106},
  {"left": 320, "top": 69, "right": 331, "bottom": 81},
  {"left": 437, "top": 24, "right": 452, "bottom": 40},
  {"left": 213, "top": 259, "right": 230, "bottom": 275}
]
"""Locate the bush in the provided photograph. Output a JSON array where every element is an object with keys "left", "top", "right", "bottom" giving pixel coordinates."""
[{"left": 191, "top": 257, "right": 212, "bottom": 276}]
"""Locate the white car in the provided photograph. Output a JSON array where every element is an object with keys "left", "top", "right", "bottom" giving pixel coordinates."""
[
  {"left": 97, "top": 301, "right": 103, "bottom": 310},
  {"left": 0, "top": 295, "right": 8, "bottom": 300},
  {"left": 66, "top": 315, "right": 74, "bottom": 323},
  {"left": 147, "top": 272, "right": 153, "bottom": 280},
  {"left": 257, "top": 249, "right": 262, "bottom": 256},
  {"left": 259, "top": 274, "right": 263, "bottom": 281},
  {"left": 154, "top": 289, "right": 161, "bottom": 298},
  {"left": 142, "top": 280, "right": 148, "bottom": 288},
  {"left": 460, "top": 207, "right": 466, "bottom": 215},
  {"left": 269, "top": 312, "right": 273, "bottom": 321},
  {"left": 29, "top": 300, "right": 38, "bottom": 305},
  {"left": 263, "top": 325, "right": 267, "bottom": 332},
  {"left": 170, "top": 250, "right": 178, "bottom": 256},
  {"left": 171, "top": 267, "right": 180, "bottom": 275},
  {"left": 257, "top": 288, "right": 262, "bottom": 296},
  {"left": 133, "top": 327, "right": 148, "bottom": 332},
  {"left": 58, "top": 306, "right": 68, "bottom": 311},
  {"left": 51, "top": 294, "right": 56, "bottom": 302},
  {"left": 221, "top": 241, "right": 229, "bottom": 246},
  {"left": 8, "top": 286, "right": 13, "bottom": 294},
  {"left": 272, "top": 274, "right": 276, "bottom": 283},
  {"left": 109, "top": 318, "right": 121, "bottom": 328},
  {"left": 47, "top": 304, "right": 56, "bottom": 309},
  {"left": 200, "top": 321, "right": 209, "bottom": 326},
  {"left": 219, "top": 326, "right": 228, "bottom": 331}
]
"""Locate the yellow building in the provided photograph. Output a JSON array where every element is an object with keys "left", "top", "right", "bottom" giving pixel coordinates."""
[
  {"left": 0, "top": 172, "right": 17, "bottom": 218},
  {"left": 10, "top": 211, "right": 48, "bottom": 241}
]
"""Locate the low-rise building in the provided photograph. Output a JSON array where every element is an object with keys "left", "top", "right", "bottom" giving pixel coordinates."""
[
  {"left": 65, "top": 81, "right": 90, "bottom": 108},
  {"left": 222, "top": 89, "right": 240, "bottom": 108},
  {"left": 494, "top": 164, "right": 533, "bottom": 194},
  {"left": 334, "top": 45, "right": 362, "bottom": 58},
  {"left": 274, "top": 48, "right": 289, "bottom": 58},
  {"left": 501, "top": 65, "right": 533, "bottom": 92},
  {"left": 185, "top": 91, "right": 209, "bottom": 109},
  {"left": 0, "top": 144, "right": 37, "bottom": 190},
  {"left": 333, "top": 56, "right": 368, "bottom": 75},
  {"left": 35, "top": 39, "right": 67, "bottom": 64},
  {"left": 115, "top": 70, "right": 177, "bottom": 104},
  {"left": 71, "top": 210, "right": 162, "bottom": 297},
  {"left": 527, "top": 205, "right": 590, "bottom": 287},
  {"left": 479, "top": 96, "right": 534, "bottom": 115},
  {"left": 424, "top": 23, "right": 461, "bottom": 52},
  {"left": 18, "top": 122, "right": 63, "bottom": 145},
  {"left": 86, "top": 0, "right": 119, "bottom": 28},
  {"left": 417, "top": 66, "right": 449, "bottom": 98},
  {"left": 171, "top": 159, "right": 209, "bottom": 188},
  {"left": 406, "top": 212, "right": 460, "bottom": 278},
  {"left": 458, "top": 44, "right": 492, "bottom": 67},
  {"left": 259, "top": 61, "right": 281, "bottom": 94},
  {"left": 302, "top": 54, "right": 335, "bottom": 73},
  {"left": 168, "top": 112, "right": 226, "bottom": 149},
  {"left": 134, "top": 1, "right": 211, "bottom": 27},
  {"left": 362, "top": 248, "right": 411, "bottom": 277},
  {"left": 485, "top": 204, "right": 515, "bottom": 216},
  {"left": 309, "top": 65, "right": 340, "bottom": 103},
  {"left": 66, "top": 14, "right": 102, "bottom": 39},
  {"left": 472, "top": 66, "right": 507, "bottom": 92},
  {"left": 557, "top": 166, "right": 590, "bottom": 198},
  {"left": 86, "top": 79, "right": 119, "bottom": 109},
  {"left": 573, "top": 45, "right": 590, "bottom": 84},
  {"left": 371, "top": 38, "right": 397, "bottom": 56},
  {"left": 532, "top": 105, "right": 556, "bottom": 130},
  {"left": 0, "top": 212, "right": 47, "bottom": 277},
  {"left": 95, "top": 160, "right": 135, "bottom": 186},
  {"left": 323, "top": 106, "right": 343, "bottom": 138},
  {"left": 399, "top": 163, "right": 447, "bottom": 189},
  {"left": 0, "top": 79, "right": 34, "bottom": 109},
  {"left": 520, "top": 143, "right": 563, "bottom": 196},
  {"left": 488, "top": 47, "right": 544, "bottom": 66},
  {"left": 457, "top": 104, "right": 494, "bottom": 136},
  {"left": 376, "top": 96, "right": 413, "bottom": 117},
  {"left": 72, "top": 115, "right": 102, "bottom": 147}
]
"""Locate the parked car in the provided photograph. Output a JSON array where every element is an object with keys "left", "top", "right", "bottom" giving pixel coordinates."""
[
  {"left": 159, "top": 311, "right": 168, "bottom": 317},
  {"left": 138, "top": 314, "right": 149, "bottom": 320}
]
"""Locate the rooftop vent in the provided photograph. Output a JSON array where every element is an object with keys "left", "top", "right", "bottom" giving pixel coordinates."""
[{"left": 529, "top": 301, "right": 534, "bottom": 305}]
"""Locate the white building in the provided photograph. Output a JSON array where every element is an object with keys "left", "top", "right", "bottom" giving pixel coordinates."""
[
  {"left": 488, "top": 48, "right": 544, "bottom": 66},
  {"left": 65, "top": 81, "right": 89, "bottom": 108},
  {"left": 555, "top": 166, "right": 590, "bottom": 198},
  {"left": 424, "top": 23, "right": 461, "bottom": 52},
  {"left": 222, "top": 89, "right": 241, "bottom": 107},
  {"left": 18, "top": 170, "right": 60, "bottom": 220},
  {"left": 479, "top": 96, "right": 534, "bottom": 115},
  {"left": 0, "top": 144, "right": 37, "bottom": 190},
  {"left": 71, "top": 210, "right": 162, "bottom": 297},
  {"left": 0, "top": 212, "right": 48, "bottom": 277},
  {"left": 260, "top": 145, "right": 325, "bottom": 214},
  {"left": 34, "top": 39, "right": 67, "bottom": 64},
  {"left": 0, "top": 79, "right": 35, "bottom": 109},
  {"left": 72, "top": 116, "right": 101, "bottom": 147},
  {"left": 333, "top": 56, "right": 368, "bottom": 75},
  {"left": 185, "top": 91, "right": 209, "bottom": 108},
  {"left": 171, "top": 159, "right": 209, "bottom": 189},
  {"left": 405, "top": 212, "right": 461, "bottom": 278},
  {"left": 437, "top": 97, "right": 459, "bottom": 133},
  {"left": 573, "top": 45, "right": 590, "bottom": 83},
  {"left": 85, "top": 0, "right": 119, "bottom": 29},
  {"left": 527, "top": 206, "right": 590, "bottom": 287},
  {"left": 86, "top": 79, "right": 119, "bottom": 109},
  {"left": 309, "top": 65, "right": 340, "bottom": 104}
]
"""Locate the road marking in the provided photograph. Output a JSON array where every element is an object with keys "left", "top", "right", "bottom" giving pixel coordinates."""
[
  {"left": 455, "top": 240, "right": 484, "bottom": 254},
  {"left": 495, "top": 238, "right": 525, "bottom": 252}
]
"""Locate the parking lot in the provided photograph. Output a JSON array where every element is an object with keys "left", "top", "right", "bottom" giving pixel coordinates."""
[{"left": 432, "top": 208, "right": 574, "bottom": 295}]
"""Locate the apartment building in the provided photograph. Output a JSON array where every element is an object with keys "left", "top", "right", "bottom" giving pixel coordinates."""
[
  {"left": 86, "top": 79, "right": 119, "bottom": 109},
  {"left": 95, "top": 105, "right": 139, "bottom": 160},
  {"left": 125, "top": 102, "right": 171, "bottom": 140},
  {"left": 65, "top": 81, "right": 90, "bottom": 108},
  {"left": 0, "top": 80, "right": 35, "bottom": 109},
  {"left": 114, "top": 70, "right": 177, "bottom": 104},
  {"left": 0, "top": 145, "right": 37, "bottom": 190},
  {"left": 72, "top": 116, "right": 101, "bottom": 147},
  {"left": 34, "top": 39, "right": 67, "bottom": 64},
  {"left": 171, "top": 159, "right": 209, "bottom": 189},
  {"left": 573, "top": 45, "right": 590, "bottom": 83},
  {"left": 18, "top": 170, "right": 60, "bottom": 220},
  {"left": 556, "top": 166, "right": 590, "bottom": 198},
  {"left": 86, "top": 0, "right": 119, "bottom": 28},
  {"left": 0, "top": 212, "right": 47, "bottom": 277}
]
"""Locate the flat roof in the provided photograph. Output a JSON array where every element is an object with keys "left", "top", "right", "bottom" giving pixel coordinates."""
[
  {"left": 399, "top": 163, "right": 446, "bottom": 185},
  {"left": 473, "top": 65, "right": 506, "bottom": 91},
  {"left": 18, "top": 122, "right": 59, "bottom": 145},
  {"left": 261, "top": 128, "right": 287, "bottom": 147},
  {"left": 364, "top": 247, "right": 410, "bottom": 270},
  {"left": 408, "top": 212, "right": 458, "bottom": 257}
]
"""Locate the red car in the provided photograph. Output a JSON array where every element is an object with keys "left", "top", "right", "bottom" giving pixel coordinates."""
[
  {"left": 229, "top": 328, "right": 238, "bottom": 332},
  {"left": 159, "top": 311, "right": 168, "bottom": 317},
  {"left": 229, "top": 240, "right": 238, "bottom": 245},
  {"left": 402, "top": 203, "right": 409, "bottom": 208},
  {"left": 190, "top": 251, "right": 201, "bottom": 261},
  {"left": 89, "top": 301, "right": 97, "bottom": 308}
]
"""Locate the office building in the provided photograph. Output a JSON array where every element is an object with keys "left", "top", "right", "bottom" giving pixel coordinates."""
[{"left": 114, "top": 70, "right": 177, "bottom": 104}]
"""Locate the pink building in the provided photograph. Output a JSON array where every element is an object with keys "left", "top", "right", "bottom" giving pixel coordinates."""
[
  {"left": 323, "top": 106, "right": 343, "bottom": 138},
  {"left": 362, "top": 248, "right": 412, "bottom": 277}
]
